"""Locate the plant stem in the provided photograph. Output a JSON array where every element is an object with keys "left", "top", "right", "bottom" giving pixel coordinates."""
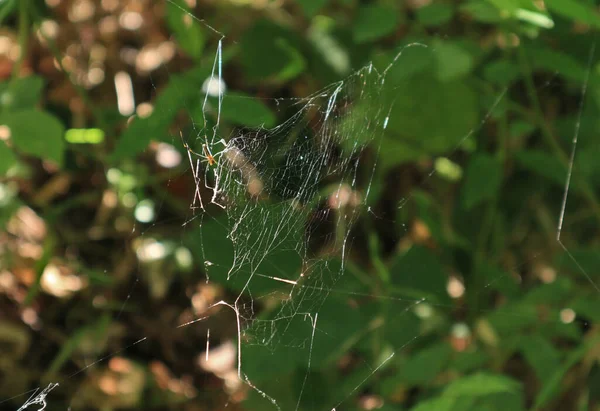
[{"left": 11, "top": 0, "right": 29, "bottom": 79}]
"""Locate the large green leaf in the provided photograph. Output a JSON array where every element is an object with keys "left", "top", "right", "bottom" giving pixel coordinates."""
[
  {"left": 385, "top": 72, "right": 478, "bottom": 156},
  {"left": 220, "top": 92, "right": 276, "bottom": 128},
  {"left": 0, "top": 76, "right": 44, "bottom": 111},
  {"left": 240, "top": 20, "right": 306, "bottom": 82},
  {"left": 434, "top": 40, "right": 474, "bottom": 81},
  {"left": 353, "top": 5, "right": 399, "bottom": 44},
  {"left": 0, "top": 109, "right": 65, "bottom": 166}
]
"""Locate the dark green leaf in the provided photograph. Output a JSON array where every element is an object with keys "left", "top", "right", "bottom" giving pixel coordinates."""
[
  {"left": 417, "top": 4, "right": 454, "bottom": 26},
  {"left": 220, "top": 92, "right": 276, "bottom": 128},
  {"left": 240, "top": 20, "right": 306, "bottom": 82},
  {"left": 483, "top": 60, "right": 520, "bottom": 85},
  {"left": 520, "top": 335, "right": 561, "bottom": 384},
  {"left": 556, "top": 248, "right": 600, "bottom": 284},
  {"left": 527, "top": 47, "right": 587, "bottom": 82},
  {"left": 389, "top": 246, "right": 448, "bottom": 301},
  {"left": 545, "top": 0, "right": 600, "bottom": 28},
  {"left": 399, "top": 343, "right": 453, "bottom": 385},
  {"left": 460, "top": 1, "right": 502, "bottom": 23},
  {"left": 462, "top": 153, "right": 503, "bottom": 209},
  {"left": 434, "top": 40, "right": 475, "bottom": 81},
  {"left": 515, "top": 150, "right": 568, "bottom": 187},
  {"left": 385, "top": 72, "right": 478, "bottom": 156},
  {"left": 353, "top": 5, "right": 399, "bottom": 44}
]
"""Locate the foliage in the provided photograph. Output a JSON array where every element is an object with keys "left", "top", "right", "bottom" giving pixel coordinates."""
[{"left": 1, "top": 0, "right": 600, "bottom": 410}]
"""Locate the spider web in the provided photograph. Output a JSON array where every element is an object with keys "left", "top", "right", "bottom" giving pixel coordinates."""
[
  {"left": 6, "top": 2, "right": 600, "bottom": 411},
  {"left": 182, "top": 38, "right": 412, "bottom": 403}
]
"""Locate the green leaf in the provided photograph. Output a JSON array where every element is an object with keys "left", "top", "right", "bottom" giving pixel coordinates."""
[
  {"left": 462, "top": 153, "right": 502, "bottom": 209},
  {"left": 240, "top": 20, "right": 306, "bottom": 82},
  {"left": 166, "top": 0, "right": 205, "bottom": 59},
  {"left": 0, "top": 109, "right": 65, "bottom": 166},
  {"left": 460, "top": 1, "right": 503, "bottom": 23},
  {"left": 417, "top": 4, "right": 454, "bottom": 27},
  {"left": 483, "top": 60, "right": 520, "bottom": 85},
  {"left": 556, "top": 248, "right": 600, "bottom": 283},
  {"left": 400, "top": 343, "right": 453, "bottom": 385},
  {"left": 434, "top": 40, "right": 474, "bottom": 81},
  {"left": 534, "top": 335, "right": 600, "bottom": 409},
  {"left": 0, "top": 76, "right": 44, "bottom": 111},
  {"left": 571, "top": 298, "right": 600, "bottom": 322},
  {"left": 445, "top": 372, "right": 521, "bottom": 397},
  {"left": 527, "top": 47, "right": 587, "bottom": 82},
  {"left": 377, "top": 44, "right": 434, "bottom": 82},
  {"left": 217, "top": 92, "right": 276, "bottom": 128},
  {"left": 298, "top": 0, "right": 328, "bottom": 17},
  {"left": 384, "top": 308, "right": 420, "bottom": 348},
  {"left": 451, "top": 350, "right": 490, "bottom": 373},
  {"left": 0, "top": 140, "right": 17, "bottom": 175},
  {"left": 385, "top": 72, "right": 478, "bottom": 155},
  {"left": 515, "top": 150, "right": 568, "bottom": 187},
  {"left": 353, "top": 5, "right": 399, "bottom": 44},
  {"left": 389, "top": 245, "right": 448, "bottom": 301},
  {"left": 520, "top": 335, "right": 561, "bottom": 384},
  {"left": 545, "top": 0, "right": 600, "bottom": 28},
  {"left": 411, "top": 373, "right": 524, "bottom": 411}
]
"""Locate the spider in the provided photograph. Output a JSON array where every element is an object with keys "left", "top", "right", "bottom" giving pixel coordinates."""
[
  {"left": 182, "top": 139, "right": 217, "bottom": 168},
  {"left": 182, "top": 141, "right": 216, "bottom": 166},
  {"left": 180, "top": 131, "right": 229, "bottom": 166}
]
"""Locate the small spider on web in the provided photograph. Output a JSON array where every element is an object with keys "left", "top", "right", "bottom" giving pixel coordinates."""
[{"left": 180, "top": 131, "right": 229, "bottom": 211}]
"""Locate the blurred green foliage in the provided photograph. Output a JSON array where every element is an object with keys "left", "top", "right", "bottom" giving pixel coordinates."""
[{"left": 1, "top": 0, "right": 600, "bottom": 410}]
